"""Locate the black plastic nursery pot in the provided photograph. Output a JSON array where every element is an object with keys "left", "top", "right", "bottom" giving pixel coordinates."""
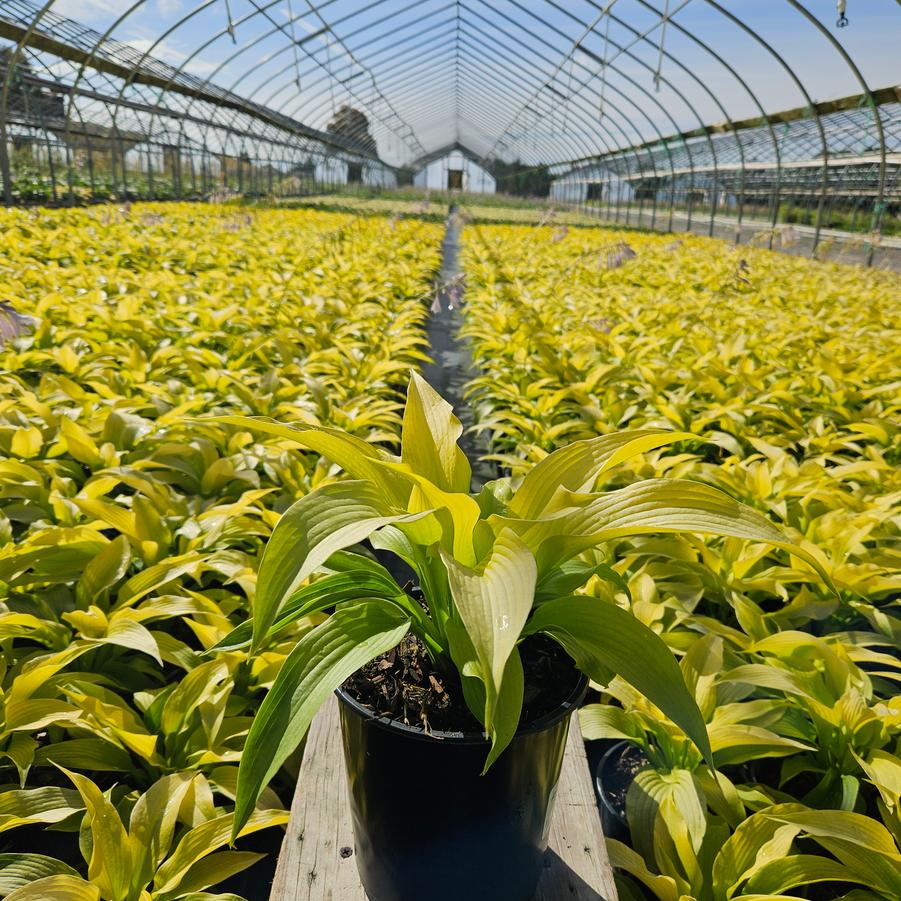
[
  {"left": 594, "top": 740, "right": 649, "bottom": 842},
  {"left": 335, "top": 673, "right": 588, "bottom": 901}
]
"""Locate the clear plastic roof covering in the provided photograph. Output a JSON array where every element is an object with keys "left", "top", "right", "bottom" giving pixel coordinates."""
[{"left": 1, "top": 0, "right": 898, "bottom": 170}]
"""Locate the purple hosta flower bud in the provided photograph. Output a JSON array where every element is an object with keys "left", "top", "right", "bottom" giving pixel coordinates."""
[
  {"left": 735, "top": 258, "right": 751, "bottom": 286},
  {"left": 551, "top": 225, "right": 569, "bottom": 243},
  {"left": 0, "top": 301, "right": 35, "bottom": 347},
  {"left": 430, "top": 289, "right": 442, "bottom": 314},
  {"left": 592, "top": 317, "right": 613, "bottom": 334}
]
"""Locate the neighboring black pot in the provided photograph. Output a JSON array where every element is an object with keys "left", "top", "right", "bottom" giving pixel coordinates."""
[
  {"left": 594, "top": 740, "right": 649, "bottom": 841},
  {"left": 336, "top": 673, "right": 588, "bottom": 901}
]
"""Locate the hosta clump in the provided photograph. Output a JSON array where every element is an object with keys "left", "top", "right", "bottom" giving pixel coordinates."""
[{"left": 223, "top": 373, "right": 830, "bottom": 834}]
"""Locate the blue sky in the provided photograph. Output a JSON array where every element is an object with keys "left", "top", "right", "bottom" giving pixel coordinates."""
[{"left": 26, "top": 0, "right": 901, "bottom": 165}]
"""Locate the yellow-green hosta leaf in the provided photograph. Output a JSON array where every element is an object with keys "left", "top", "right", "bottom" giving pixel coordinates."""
[
  {"left": 210, "top": 415, "right": 410, "bottom": 505},
  {"left": 510, "top": 430, "right": 693, "bottom": 519},
  {"left": 10, "top": 426, "right": 42, "bottom": 459},
  {"left": 59, "top": 767, "right": 131, "bottom": 901},
  {"left": 378, "top": 462, "right": 482, "bottom": 565},
  {"left": 117, "top": 553, "right": 207, "bottom": 606},
  {"left": 494, "top": 478, "right": 833, "bottom": 590},
  {"left": 0, "top": 786, "right": 83, "bottom": 833},
  {"left": 524, "top": 596, "right": 712, "bottom": 765},
  {"left": 156, "top": 808, "right": 289, "bottom": 893},
  {"left": 158, "top": 850, "right": 265, "bottom": 899},
  {"left": 35, "top": 738, "right": 132, "bottom": 772},
  {"left": 743, "top": 855, "right": 864, "bottom": 896},
  {"left": 712, "top": 816, "right": 799, "bottom": 896},
  {"left": 127, "top": 772, "right": 197, "bottom": 891},
  {"left": 5, "top": 875, "right": 100, "bottom": 901},
  {"left": 579, "top": 704, "right": 645, "bottom": 743},
  {"left": 626, "top": 767, "right": 706, "bottom": 875},
  {"left": 58, "top": 416, "right": 101, "bottom": 467},
  {"left": 234, "top": 603, "right": 410, "bottom": 837},
  {"left": 605, "top": 838, "right": 681, "bottom": 901},
  {"left": 0, "top": 855, "right": 81, "bottom": 896},
  {"left": 708, "top": 724, "right": 813, "bottom": 766},
  {"left": 442, "top": 529, "right": 536, "bottom": 766},
  {"left": 401, "top": 371, "right": 471, "bottom": 493},
  {"left": 252, "top": 480, "right": 428, "bottom": 648}
]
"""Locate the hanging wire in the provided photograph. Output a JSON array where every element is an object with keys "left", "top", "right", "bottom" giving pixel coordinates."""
[
  {"left": 836, "top": 0, "right": 849, "bottom": 28},
  {"left": 599, "top": 5, "right": 612, "bottom": 118},
  {"left": 224, "top": 0, "right": 237, "bottom": 44},
  {"left": 325, "top": 28, "right": 336, "bottom": 118},
  {"left": 654, "top": 0, "right": 671, "bottom": 92},
  {"left": 286, "top": 0, "right": 303, "bottom": 90}
]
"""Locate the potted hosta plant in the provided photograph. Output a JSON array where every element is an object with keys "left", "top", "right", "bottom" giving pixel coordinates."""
[{"left": 221, "top": 374, "right": 829, "bottom": 901}]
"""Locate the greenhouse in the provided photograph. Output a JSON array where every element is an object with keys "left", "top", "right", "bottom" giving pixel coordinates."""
[{"left": 0, "top": 2, "right": 900, "bottom": 900}]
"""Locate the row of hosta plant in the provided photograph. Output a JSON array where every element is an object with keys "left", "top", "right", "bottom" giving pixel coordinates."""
[
  {"left": 0, "top": 202, "right": 442, "bottom": 899},
  {"left": 287, "top": 193, "right": 601, "bottom": 226},
  {"left": 460, "top": 222, "right": 901, "bottom": 899}
]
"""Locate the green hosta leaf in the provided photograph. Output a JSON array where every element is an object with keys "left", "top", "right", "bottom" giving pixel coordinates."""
[
  {"left": 213, "top": 567, "right": 440, "bottom": 657},
  {"left": 401, "top": 371, "right": 471, "bottom": 493},
  {"left": 233, "top": 602, "right": 410, "bottom": 837},
  {"left": 524, "top": 596, "right": 711, "bottom": 764},
  {"left": 251, "top": 480, "right": 426, "bottom": 648},
  {"left": 509, "top": 430, "right": 693, "bottom": 519},
  {"left": 5, "top": 875, "right": 100, "bottom": 901},
  {"left": 0, "top": 854, "right": 80, "bottom": 894}
]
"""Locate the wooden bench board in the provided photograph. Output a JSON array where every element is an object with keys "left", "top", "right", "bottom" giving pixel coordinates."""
[{"left": 269, "top": 696, "right": 618, "bottom": 901}]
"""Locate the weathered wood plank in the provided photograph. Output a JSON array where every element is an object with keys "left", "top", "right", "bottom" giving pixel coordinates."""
[
  {"left": 270, "top": 697, "right": 618, "bottom": 901},
  {"left": 270, "top": 697, "right": 365, "bottom": 901},
  {"left": 533, "top": 722, "right": 618, "bottom": 901}
]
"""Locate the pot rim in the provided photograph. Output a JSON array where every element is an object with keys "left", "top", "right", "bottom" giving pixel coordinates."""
[
  {"left": 595, "top": 738, "right": 650, "bottom": 827},
  {"left": 336, "top": 671, "right": 588, "bottom": 746}
]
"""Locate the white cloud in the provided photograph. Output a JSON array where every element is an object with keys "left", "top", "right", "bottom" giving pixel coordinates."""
[
  {"left": 125, "top": 38, "right": 217, "bottom": 78},
  {"left": 51, "top": 0, "right": 120, "bottom": 21}
]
